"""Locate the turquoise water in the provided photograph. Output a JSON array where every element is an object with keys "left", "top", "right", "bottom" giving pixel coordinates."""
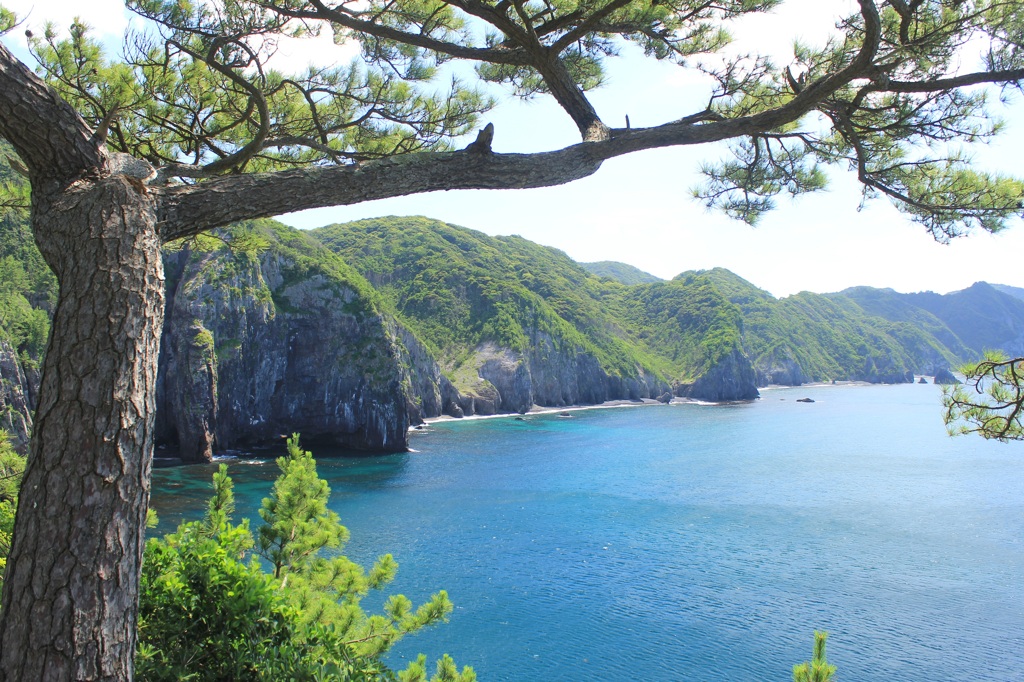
[{"left": 151, "top": 383, "right": 1024, "bottom": 681}]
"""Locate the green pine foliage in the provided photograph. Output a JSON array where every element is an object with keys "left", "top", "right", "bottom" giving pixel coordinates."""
[
  {"left": 792, "top": 631, "right": 837, "bottom": 682},
  {"left": 943, "top": 352, "right": 1024, "bottom": 441},
  {"left": 398, "top": 654, "right": 477, "bottom": 682},
  {"left": 257, "top": 434, "right": 348, "bottom": 579},
  {"left": 138, "top": 439, "right": 468, "bottom": 680}
]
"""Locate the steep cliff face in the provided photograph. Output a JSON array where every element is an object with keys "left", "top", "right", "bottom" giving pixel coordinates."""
[
  {"left": 313, "top": 217, "right": 674, "bottom": 413},
  {"left": 390, "top": 325, "right": 462, "bottom": 421},
  {"left": 675, "top": 348, "right": 760, "bottom": 401},
  {"left": 442, "top": 338, "right": 668, "bottom": 417},
  {"left": 156, "top": 226, "right": 416, "bottom": 462},
  {"left": 525, "top": 332, "right": 664, "bottom": 405},
  {"left": 753, "top": 347, "right": 807, "bottom": 386},
  {"left": 0, "top": 341, "right": 34, "bottom": 450}
]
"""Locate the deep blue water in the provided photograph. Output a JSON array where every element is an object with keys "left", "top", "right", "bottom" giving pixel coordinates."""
[{"left": 151, "top": 383, "right": 1024, "bottom": 681}]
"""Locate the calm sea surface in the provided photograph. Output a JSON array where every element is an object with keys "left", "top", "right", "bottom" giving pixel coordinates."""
[{"left": 151, "top": 383, "right": 1024, "bottom": 681}]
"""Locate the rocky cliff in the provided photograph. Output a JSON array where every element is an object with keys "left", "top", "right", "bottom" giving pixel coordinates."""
[
  {"left": 5, "top": 211, "right": 1023, "bottom": 460},
  {"left": 155, "top": 225, "right": 418, "bottom": 462},
  {"left": 0, "top": 341, "right": 35, "bottom": 450},
  {"left": 313, "top": 217, "right": 675, "bottom": 416},
  {"left": 445, "top": 338, "right": 669, "bottom": 418}
]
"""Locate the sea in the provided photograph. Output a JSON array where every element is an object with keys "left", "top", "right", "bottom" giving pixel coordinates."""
[{"left": 150, "top": 382, "right": 1024, "bottom": 681}]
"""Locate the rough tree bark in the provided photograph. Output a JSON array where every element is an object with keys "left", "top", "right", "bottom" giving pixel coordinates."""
[
  {"left": 0, "top": 42, "right": 165, "bottom": 680},
  {"left": 0, "top": 176, "right": 164, "bottom": 678},
  {"left": 0, "top": 179, "right": 163, "bottom": 679}
]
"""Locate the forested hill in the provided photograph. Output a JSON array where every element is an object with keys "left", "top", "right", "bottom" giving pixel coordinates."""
[
  {"left": 2, "top": 210, "right": 1023, "bottom": 460},
  {"left": 580, "top": 261, "right": 663, "bottom": 284},
  {"left": 315, "top": 218, "right": 1023, "bottom": 393}
]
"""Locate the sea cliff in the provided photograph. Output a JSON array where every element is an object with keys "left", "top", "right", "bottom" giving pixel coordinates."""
[{"left": 1, "top": 214, "right": 1020, "bottom": 458}]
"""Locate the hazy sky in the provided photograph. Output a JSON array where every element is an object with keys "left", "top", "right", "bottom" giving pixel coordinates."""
[{"left": 5, "top": 0, "right": 1024, "bottom": 298}]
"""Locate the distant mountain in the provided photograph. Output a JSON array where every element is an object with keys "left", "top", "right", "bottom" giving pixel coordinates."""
[
  {"left": 580, "top": 261, "right": 663, "bottom": 285},
  {"left": 993, "top": 284, "right": 1024, "bottom": 302},
  {"left": 689, "top": 269, "right": 957, "bottom": 385},
  {"left": 904, "top": 283, "right": 1024, "bottom": 356}
]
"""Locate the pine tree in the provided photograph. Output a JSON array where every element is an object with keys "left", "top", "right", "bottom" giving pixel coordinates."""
[
  {"left": 139, "top": 442, "right": 470, "bottom": 680},
  {"left": 256, "top": 434, "right": 347, "bottom": 578},
  {"left": 792, "top": 631, "right": 837, "bottom": 682},
  {"left": 3, "top": 0, "right": 1024, "bottom": 674}
]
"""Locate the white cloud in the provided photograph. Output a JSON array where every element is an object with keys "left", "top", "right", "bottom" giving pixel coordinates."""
[{"left": 263, "top": 26, "right": 362, "bottom": 75}]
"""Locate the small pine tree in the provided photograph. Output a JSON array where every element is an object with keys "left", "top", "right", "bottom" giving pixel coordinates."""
[
  {"left": 256, "top": 434, "right": 347, "bottom": 578},
  {"left": 793, "top": 631, "right": 837, "bottom": 682},
  {"left": 399, "top": 654, "right": 478, "bottom": 682}
]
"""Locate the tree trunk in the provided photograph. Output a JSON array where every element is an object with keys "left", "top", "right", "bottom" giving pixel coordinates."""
[{"left": 0, "top": 175, "right": 164, "bottom": 680}]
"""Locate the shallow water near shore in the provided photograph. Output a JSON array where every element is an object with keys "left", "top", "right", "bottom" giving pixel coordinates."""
[{"left": 151, "top": 383, "right": 1024, "bottom": 681}]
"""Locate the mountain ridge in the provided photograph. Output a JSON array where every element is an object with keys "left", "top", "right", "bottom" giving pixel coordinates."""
[{"left": 2, "top": 211, "right": 1023, "bottom": 460}]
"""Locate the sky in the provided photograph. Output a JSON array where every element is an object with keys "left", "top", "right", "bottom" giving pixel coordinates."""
[{"left": 4, "top": 0, "right": 1024, "bottom": 298}]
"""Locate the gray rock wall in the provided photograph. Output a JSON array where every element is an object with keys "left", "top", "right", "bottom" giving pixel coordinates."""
[
  {"left": 0, "top": 340, "right": 34, "bottom": 450},
  {"left": 157, "top": 247, "right": 414, "bottom": 462},
  {"left": 676, "top": 348, "right": 760, "bottom": 401},
  {"left": 451, "top": 336, "right": 672, "bottom": 416}
]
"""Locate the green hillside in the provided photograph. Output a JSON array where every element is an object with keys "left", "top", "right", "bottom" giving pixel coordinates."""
[
  {"left": 310, "top": 219, "right": 984, "bottom": 392},
  {"left": 580, "top": 261, "right": 663, "bottom": 285},
  {"left": 312, "top": 216, "right": 664, "bottom": 393},
  {"left": 616, "top": 273, "right": 745, "bottom": 382},
  {"left": 682, "top": 269, "right": 953, "bottom": 383}
]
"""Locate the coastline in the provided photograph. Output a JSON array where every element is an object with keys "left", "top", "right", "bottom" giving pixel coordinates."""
[
  {"left": 415, "top": 394, "right": 754, "bottom": 428},
  {"left": 416, "top": 377, "right": 939, "bottom": 429},
  {"left": 418, "top": 398, "right": 666, "bottom": 427}
]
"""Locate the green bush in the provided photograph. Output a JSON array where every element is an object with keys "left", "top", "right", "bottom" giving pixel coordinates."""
[{"left": 137, "top": 436, "right": 472, "bottom": 681}]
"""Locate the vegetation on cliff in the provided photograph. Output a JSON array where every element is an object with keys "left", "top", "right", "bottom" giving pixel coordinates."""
[
  {"left": 616, "top": 272, "right": 746, "bottom": 383},
  {"left": 313, "top": 216, "right": 665, "bottom": 391},
  {"left": 0, "top": 145, "right": 51, "bottom": 368}
]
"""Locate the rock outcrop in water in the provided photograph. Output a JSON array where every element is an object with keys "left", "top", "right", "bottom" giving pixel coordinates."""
[{"left": 675, "top": 348, "right": 760, "bottom": 401}]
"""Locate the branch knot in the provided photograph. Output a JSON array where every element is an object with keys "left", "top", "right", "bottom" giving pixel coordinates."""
[{"left": 464, "top": 123, "right": 495, "bottom": 154}]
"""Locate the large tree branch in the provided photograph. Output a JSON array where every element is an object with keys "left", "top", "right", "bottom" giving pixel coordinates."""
[
  {"left": 159, "top": 0, "right": 878, "bottom": 239},
  {"left": 159, "top": 14, "right": 882, "bottom": 244},
  {"left": 868, "top": 68, "right": 1024, "bottom": 94},
  {"left": 156, "top": 144, "right": 602, "bottom": 240},
  {"left": 0, "top": 42, "right": 105, "bottom": 188}
]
